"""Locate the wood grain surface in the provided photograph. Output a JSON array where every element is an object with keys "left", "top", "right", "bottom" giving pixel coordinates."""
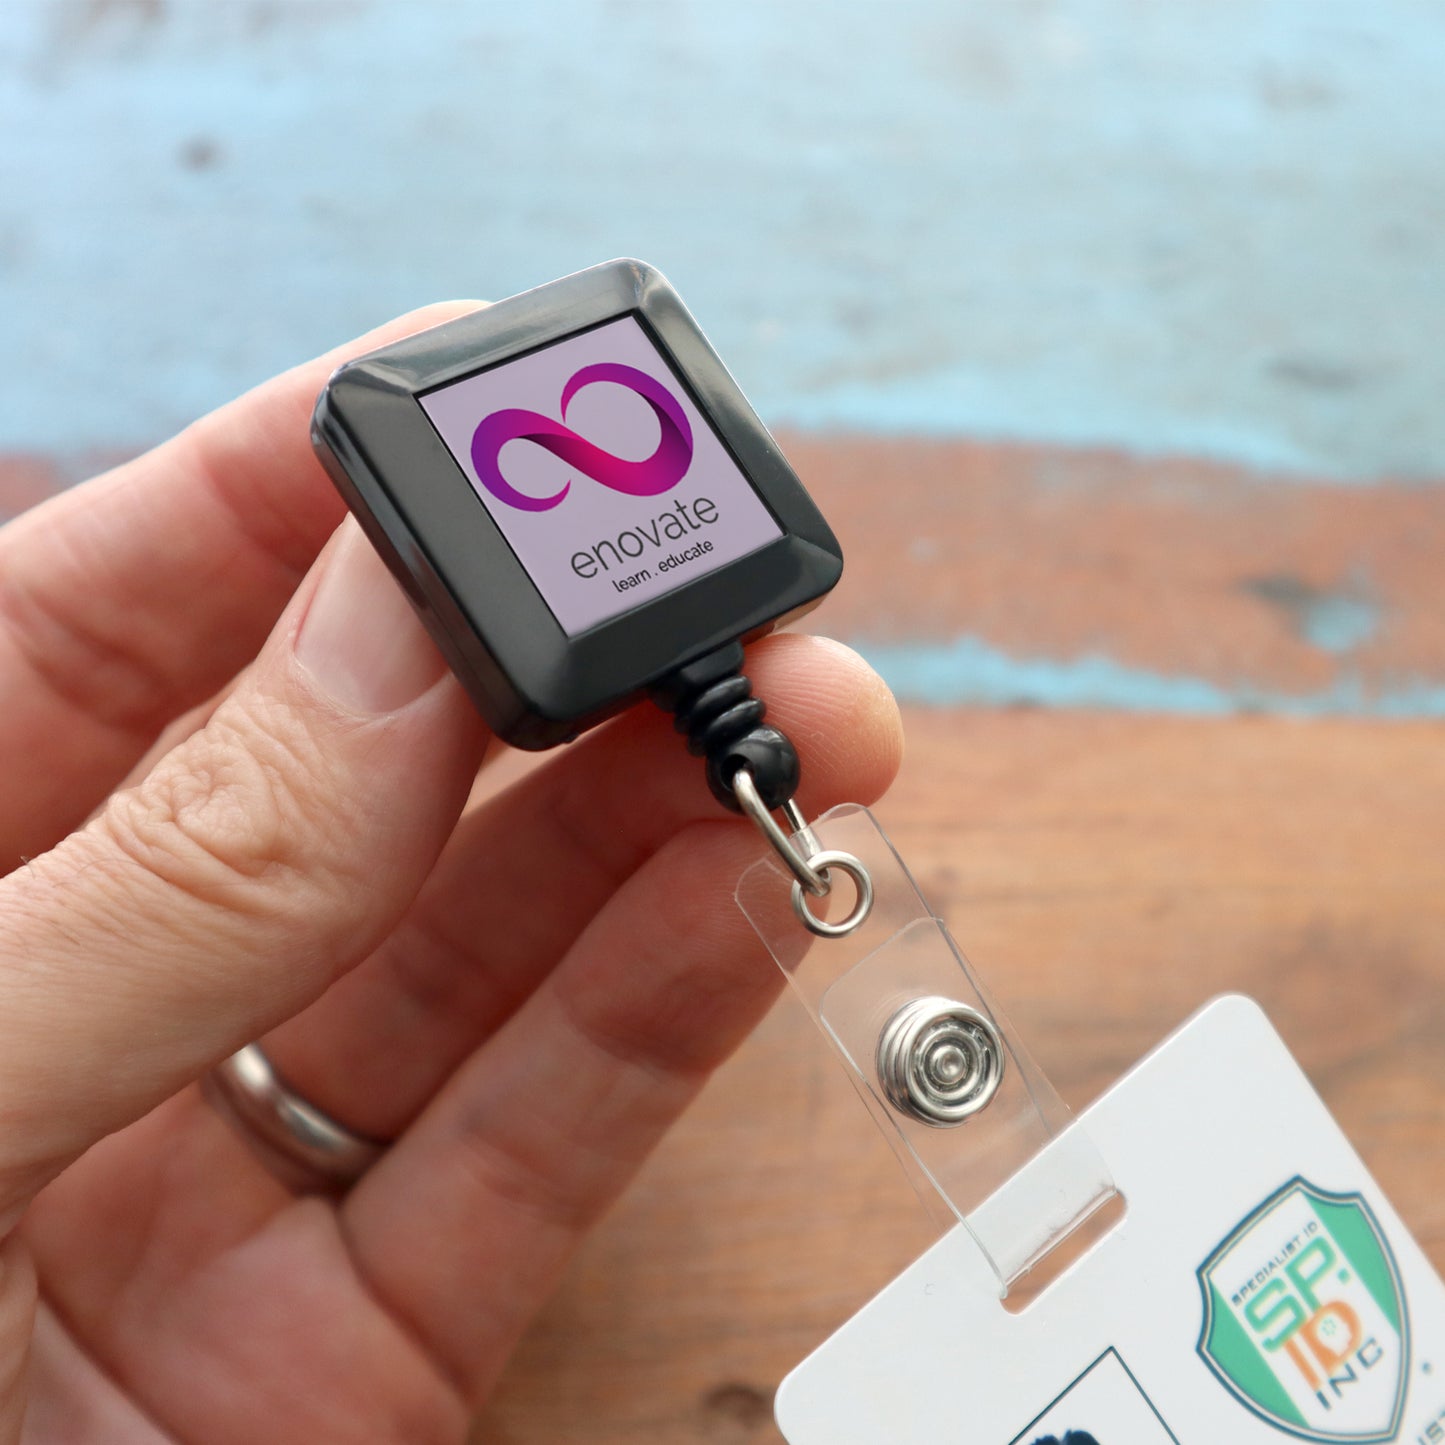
[
  {"left": 5, "top": 438, "right": 1441, "bottom": 1443},
  {"left": 787, "top": 434, "right": 1445, "bottom": 711},
  {"left": 7, "top": 8, "right": 1445, "bottom": 1438},
  {"left": 475, "top": 707, "right": 1445, "bottom": 1444}
]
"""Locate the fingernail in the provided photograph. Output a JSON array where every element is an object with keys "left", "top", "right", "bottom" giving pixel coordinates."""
[{"left": 295, "top": 520, "right": 446, "bottom": 714}]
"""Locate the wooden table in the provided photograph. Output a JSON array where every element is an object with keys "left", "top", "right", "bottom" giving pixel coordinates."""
[
  {"left": 475, "top": 438, "right": 1445, "bottom": 1442},
  {"left": 5, "top": 439, "right": 1441, "bottom": 1444}
]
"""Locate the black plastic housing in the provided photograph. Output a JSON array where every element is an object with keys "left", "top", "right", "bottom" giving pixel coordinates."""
[{"left": 311, "top": 259, "right": 842, "bottom": 749}]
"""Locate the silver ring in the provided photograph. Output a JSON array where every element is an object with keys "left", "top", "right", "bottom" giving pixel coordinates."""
[
  {"left": 732, "top": 768, "right": 829, "bottom": 896},
  {"left": 790, "top": 849, "right": 875, "bottom": 938},
  {"left": 203, "top": 1044, "right": 388, "bottom": 1192}
]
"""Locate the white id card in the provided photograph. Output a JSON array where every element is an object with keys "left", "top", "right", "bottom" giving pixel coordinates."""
[{"left": 777, "top": 996, "right": 1445, "bottom": 1444}]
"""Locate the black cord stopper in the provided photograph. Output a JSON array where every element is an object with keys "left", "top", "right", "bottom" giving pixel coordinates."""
[{"left": 652, "top": 643, "right": 801, "bottom": 813}]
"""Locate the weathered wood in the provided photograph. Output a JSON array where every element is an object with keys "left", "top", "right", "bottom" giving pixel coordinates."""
[
  {"left": 476, "top": 708, "right": 1445, "bottom": 1443},
  {"left": 7, "top": 444, "right": 1442, "bottom": 1442},
  {"left": 785, "top": 434, "right": 1445, "bottom": 709}
]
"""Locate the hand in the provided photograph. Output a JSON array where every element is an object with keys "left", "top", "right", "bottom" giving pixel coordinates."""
[{"left": 0, "top": 305, "right": 903, "bottom": 1443}]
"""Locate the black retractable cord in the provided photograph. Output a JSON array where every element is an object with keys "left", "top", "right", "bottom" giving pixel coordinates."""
[{"left": 311, "top": 258, "right": 841, "bottom": 848}]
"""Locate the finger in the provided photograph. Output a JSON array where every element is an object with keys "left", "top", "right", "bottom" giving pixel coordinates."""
[
  {"left": 85, "top": 672, "right": 242, "bottom": 823},
  {"left": 0, "top": 1236, "right": 36, "bottom": 1444},
  {"left": 341, "top": 817, "right": 811, "bottom": 1401},
  {"left": 23, "top": 1303, "right": 175, "bottom": 1445},
  {"left": 261, "top": 633, "right": 902, "bottom": 1137},
  {"left": 28, "top": 1160, "right": 470, "bottom": 1445},
  {"left": 0, "top": 520, "right": 488, "bottom": 1217},
  {"left": 0, "top": 301, "right": 484, "bottom": 867},
  {"left": 20, "top": 1092, "right": 469, "bottom": 1445}
]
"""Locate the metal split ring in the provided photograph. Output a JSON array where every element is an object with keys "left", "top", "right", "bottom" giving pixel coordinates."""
[
  {"left": 732, "top": 769, "right": 876, "bottom": 939},
  {"left": 789, "top": 849, "right": 875, "bottom": 938},
  {"left": 876, "top": 996, "right": 1005, "bottom": 1127}
]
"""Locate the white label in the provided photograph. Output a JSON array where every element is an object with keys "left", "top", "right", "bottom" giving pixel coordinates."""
[{"left": 778, "top": 997, "right": 1445, "bottom": 1445}]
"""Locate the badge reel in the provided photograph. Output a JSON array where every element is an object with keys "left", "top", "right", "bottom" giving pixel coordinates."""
[
  {"left": 312, "top": 257, "right": 1117, "bottom": 1422},
  {"left": 312, "top": 258, "right": 842, "bottom": 831},
  {"left": 315, "top": 261, "right": 1445, "bottom": 1444}
]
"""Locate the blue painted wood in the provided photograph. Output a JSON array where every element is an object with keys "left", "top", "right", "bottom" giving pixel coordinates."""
[
  {"left": 2, "top": 0, "right": 1444, "bottom": 480},
  {"left": 853, "top": 635, "right": 1445, "bottom": 717}
]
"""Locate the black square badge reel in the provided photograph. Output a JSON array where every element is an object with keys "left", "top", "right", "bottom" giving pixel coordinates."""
[{"left": 311, "top": 259, "right": 842, "bottom": 841}]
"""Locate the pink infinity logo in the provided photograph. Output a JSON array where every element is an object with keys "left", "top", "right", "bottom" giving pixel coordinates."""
[{"left": 469, "top": 363, "right": 694, "bottom": 512}]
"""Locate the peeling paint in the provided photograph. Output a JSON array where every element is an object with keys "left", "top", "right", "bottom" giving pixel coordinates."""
[
  {"left": 854, "top": 634, "right": 1445, "bottom": 717},
  {"left": 2, "top": 0, "right": 1444, "bottom": 482},
  {"left": 1240, "top": 575, "right": 1381, "bottom": 655}
]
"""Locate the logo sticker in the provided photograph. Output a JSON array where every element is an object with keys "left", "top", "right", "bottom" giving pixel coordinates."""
[
  {"left": 419, "top": 314, "right": 781, "bottom": 635},
  {"left": 1197, "top": 1177, "right": 1410, "bottom": 1442},
  {"left": 469, "top": 362, "right": 694, "bottom": 512}
]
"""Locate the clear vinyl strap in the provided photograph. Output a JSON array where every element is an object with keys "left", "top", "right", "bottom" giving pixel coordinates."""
[{"left": 736, "top": 803, "right": 1118, "bottom": 1295}]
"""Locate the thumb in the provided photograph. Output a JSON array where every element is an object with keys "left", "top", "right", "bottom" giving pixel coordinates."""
[{"left": 0, "top": 519, "right": 487, "bottom": 1214}]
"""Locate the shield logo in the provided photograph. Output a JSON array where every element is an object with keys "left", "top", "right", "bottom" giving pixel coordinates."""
[{"left": 1197, "top": 1177, "right": 1409, "bottom": 1442}]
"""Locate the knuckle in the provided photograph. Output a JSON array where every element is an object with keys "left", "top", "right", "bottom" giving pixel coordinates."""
[{"left": 93, "top": 696, "right": 335, "bottom": 905}]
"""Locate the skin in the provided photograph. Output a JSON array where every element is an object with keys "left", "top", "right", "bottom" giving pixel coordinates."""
[{"left": 0, "top": 304, "right": 904, "bottom": 1443}]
